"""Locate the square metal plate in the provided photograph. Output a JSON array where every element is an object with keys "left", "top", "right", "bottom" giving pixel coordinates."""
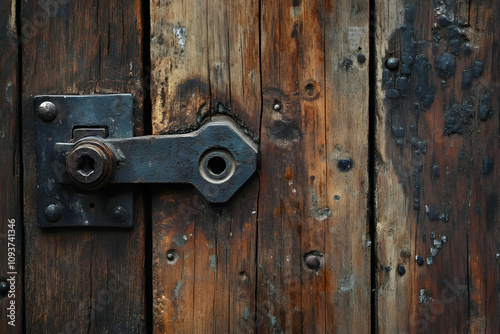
[{"left": 34, "top": 94, "right": 134, "bottom": 227}]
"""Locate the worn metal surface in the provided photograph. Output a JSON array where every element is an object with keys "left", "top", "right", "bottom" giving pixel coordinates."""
[
  {"left": 34, "top": 94, "right": 134, "bottom": 228},
  {"left": 54, "top": 117, "right": 258, "bottom": 203},
  {"left": 36, "top": 94, "right": 257, "bottom": 227}
]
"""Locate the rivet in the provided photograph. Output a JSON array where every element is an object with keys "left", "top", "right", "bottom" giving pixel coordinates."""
[
  {"left": 416, "top": 255, "right": 424, "bottom": 266},
  {"left": 37, "top": 101, "right": 58, "bottom": 122},
  {"left": 385, "top": 57, "right": 400, "bottom": 71},
  {"left": 112, "top": 206, "right": 127, "bottom": 223},
  {"left": 45, "top": 204, "right": 62, "bottom": 222},
  {"left": 167, "top": 250, "right": 177, "bottom": 262},
  {"left": 0, "top": 280, "right": 8, "bottom": 295},
  {"left": 357, "top": 53, "right": 366, "bottom": 64},
  {"left": 273, "top": 100, "right": 282, "bottom": 111},
  {"left": 398, "top": 265, "right": 406, "bottom": 276},
  {"left": 304, "top": 252, "right": 322, "bottom": 270}
]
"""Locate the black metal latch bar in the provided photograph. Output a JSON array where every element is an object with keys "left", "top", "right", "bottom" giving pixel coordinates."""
[{"left": 35, "top": 94, "right": 258, "bottom": 228}]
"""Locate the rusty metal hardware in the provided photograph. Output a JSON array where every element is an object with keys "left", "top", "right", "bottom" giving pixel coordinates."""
[{"left": 35, "top": 94, "right": 258, "bottom": 228}]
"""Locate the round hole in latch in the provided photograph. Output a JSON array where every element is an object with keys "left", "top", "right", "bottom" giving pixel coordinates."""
[
  {"left": 207, "top": 156, "right": 227, "bottom": 175},
  {"left": 199, "top": 149, "right": 235, "bottom": 184}
]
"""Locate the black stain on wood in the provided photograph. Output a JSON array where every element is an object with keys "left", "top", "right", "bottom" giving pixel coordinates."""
[
  {"left": 337, "top": 159, "right": 354, "bottom": 172},
  {"left": 266, "top": 120, "right": 303, "bottom": 146},
  {"left": 342, "top": 58, "right": 353, "bottom": 71},
  {"left": 485, "top": 192, "right": 499, "bottom": 231}
]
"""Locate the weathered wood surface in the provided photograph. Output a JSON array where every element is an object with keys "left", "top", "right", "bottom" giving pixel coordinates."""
[
  {"left": 151, "top": 0, "right": 371, "bottom": 332},
  {"left": 0, "top": 0, "right": 22, "bottom": 332},
  {"left": 375, "top": 0, "right": 499, "bottom": 333},
  {"left": 21, "top": 0, "right": 147, "bottom": 332},
  {"left": 150, "top": 0, "right": 261, "bottom": 332}
]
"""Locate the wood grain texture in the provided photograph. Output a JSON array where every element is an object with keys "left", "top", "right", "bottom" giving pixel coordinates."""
[
  {"left": 21, "top": 0, "right": 146, "bottom": 332},
  {"left": 375, "top": 0, "right": 499, "bottom": 333},
  {"left": 258, "top": 0, "right": 370, "bottom": 332},
  {"left": 0, "top": 0, "right": 22, "bottom": 332},
  {"left": 150, "top": 0, "right": 261, "bottom": 332},
  {"left": 151, "top": 0, "right": 370, "bottom": 332}
]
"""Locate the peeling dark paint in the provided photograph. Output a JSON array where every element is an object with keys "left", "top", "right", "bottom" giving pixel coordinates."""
[
  {"left": 472, "top": 61, "right": 484, "bottom": 78},
  {"left": 478, "top": 93, "right": 492, "bottom": 121},
  {"left": 443, "top": 99, "right": 474, "bottom": 135},
  {"left": 413, "top": 169, "right": 421, "bottom": 210},
  {"left": 435, "top": 53, "right": 456, "bottom": 79},
  {"left": 481, "top": 156, "right": 493, "bottom": 175},
  {"left": 461, "top": 69, "right": 473, "bottom": 90},
  {"left": 425, "top": 205, "right": 440, "bottom": 221},
  {"left": 411, "top": 138, "right": 428, "bottom": 155},
  {"left": 432, "top": 165, "right": 440, "bottom": 178}
]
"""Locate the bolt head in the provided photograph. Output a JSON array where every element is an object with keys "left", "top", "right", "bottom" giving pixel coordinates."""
[
  {"left": 45, "top": 204, "right": 62, "bottom": 222},
  {"left": 38, "top": 101, "right": 58, "bottom": 122},
  {"left": 357, "top": 53, "right": 366, "bottom": 64},
  {"left": 167, "top": 253, "right": 175, "bottom": 261},
  {"left": 66, "top": 138, "right": 116, "bottom": 190},
  {"left": 0, "top": 280, "right": 8, "bottom": 295},
  {"left": 273, "top": 103, "right": 281, "bottom": 111},
  {"left": 113, "top": 206, "right": 128, "bottom": 223},
  {"left": 385, "top": 57, "right": 400, "bottom": 71},
  {"left": 416, "top": 256, "right": 424, "bottom": 266},
  {"left": 398, "top": 265, "right": 406, "bottom": 276},
  {"left": 305, "top": 253, "right": 322, "bottom": 270}
]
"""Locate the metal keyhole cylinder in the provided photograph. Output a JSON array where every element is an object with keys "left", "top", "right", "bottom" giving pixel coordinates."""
[{"left": 66, "top": 138, "right": 116, "bottom": 190}]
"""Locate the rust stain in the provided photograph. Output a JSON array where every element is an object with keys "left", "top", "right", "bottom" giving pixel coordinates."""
[{"left": 284, "top": 166, "right": 294, "bottom": 180}]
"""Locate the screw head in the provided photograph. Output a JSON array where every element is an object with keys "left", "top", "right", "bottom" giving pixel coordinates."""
[
  {"left": 398, "top": 265, "right": 406, "bottom": 276},
  {"left": 385, "top": 57, "right": 400, "bottom": 71},
  {"left": 305, "top": 252, "right": 322, "bottom": 270},
  {"left": 357, "top": 53, "right": 366, "bottom": 64},
  {"left": 112, "top": 206, "right": 128, "bottom": 223},
  {"left": 0, "top": 280, "right": 8, "bottom": 295},
  {"left": 167, "top": 252, "right": 175, "bottom": 261},
  {"left": 38, "top": 101, "right": 58, "bottom": 122},
  {"left": 45, "top": 204, "right": 62, "bottom": 222},
  {"left": 416, "top": 255, "right": 424, "bottom": 266}
]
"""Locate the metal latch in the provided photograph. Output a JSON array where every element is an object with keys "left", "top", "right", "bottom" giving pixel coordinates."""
[{"left": 35, "top": 94, "right": 258, "bottom": 228}]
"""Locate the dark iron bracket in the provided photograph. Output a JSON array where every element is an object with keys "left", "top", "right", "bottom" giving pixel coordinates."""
[{"left": 35, "top": 94, "right": 258, "bottom": 228}]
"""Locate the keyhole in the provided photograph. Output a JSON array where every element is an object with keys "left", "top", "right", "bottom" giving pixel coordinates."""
[
  {"left": 77, "top": 155, "right": 95, "bottom": 177},
  {"left": 207, "top": 156, "right": 227, "bottom": 175}
]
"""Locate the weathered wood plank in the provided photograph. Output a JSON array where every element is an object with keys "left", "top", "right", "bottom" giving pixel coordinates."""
[
  {"left": 21, "top": 0, "right": 146, "bottom": 332},
  {"left": 257, "top": 0, "right": 370, "bottom": 332},
  {"left": 375, "top": 0, "right": 499, "bottom": 332},
  {"left": 152, "top": 0, "right": 370, "bottom": 331},
  {"left": 150, "top": 0, "right": 261, "bottom": 332},
  {"left": 0, "top": 0, "right": 22, "bottom": 332}
]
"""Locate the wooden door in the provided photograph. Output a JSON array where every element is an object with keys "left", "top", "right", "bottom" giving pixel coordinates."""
[{"left": 0, "top": 0, "right": 498, "bottom": 333}]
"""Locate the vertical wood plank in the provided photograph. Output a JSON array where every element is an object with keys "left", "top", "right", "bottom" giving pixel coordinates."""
[
  {"left": 150, "top": 0, "right": 261, "bottom": 332},
  {"left": 324, "top": 0, "right": 371, "bottom": 332},
  {"left": 375, "top": 0, "right": 499, "bottom": 332},
  {"left": 21, "top": 1, "right": 146, "bottom": 332},
  {"left": 0, "top": 0, "right": 22, "bottom": 332},
  {"left": 257, "top": 0, "right": 370, "bottom": 332}
]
